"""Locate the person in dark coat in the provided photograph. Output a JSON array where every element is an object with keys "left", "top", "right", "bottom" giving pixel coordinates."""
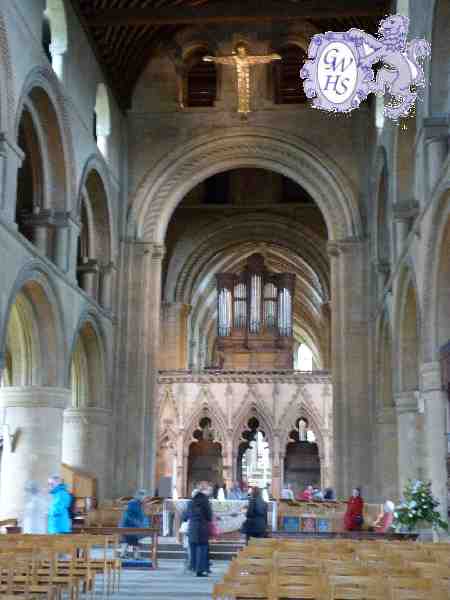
[
  {"left": 119, "top": 489, "right": 150, "bottom": 557},
  {"left": 188, "top": 487, "right": 212, "bottom": 577},
  {"left": 245, "top": 486, "right": 268, "bottom": 543}
]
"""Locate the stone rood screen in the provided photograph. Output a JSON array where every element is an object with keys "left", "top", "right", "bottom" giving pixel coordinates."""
[{"left": 216, "top": 253, "right": 295, "bottom": 370}]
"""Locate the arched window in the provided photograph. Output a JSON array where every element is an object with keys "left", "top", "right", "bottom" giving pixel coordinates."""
[
  {"left": 43, "top": 0, "right": 68, "bottom": 79},
  {"left": 274, "top": 44, "right": 307, "bottom": 104},
  {"left": 184, "top": 49, "right": 217, "bottom": 107},
  {"left": 94, "top": 84, "right": 111, "bottom": 158}
]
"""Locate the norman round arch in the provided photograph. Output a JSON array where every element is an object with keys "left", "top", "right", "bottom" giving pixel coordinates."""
[
  {"left": 0, "top": 262, "right": 66, "bottom": 388},
  {"left": 14, "top": 66, "right": 76, "bottom": 211},
  {"left": 130, "top": 127, "right": 362, "bottom": 243},
  {"left": 66, "top": 310, "right": 109, "bottom": 408},
  {"left": 77, "top": 156, "right": 115, "bottom": 261}
]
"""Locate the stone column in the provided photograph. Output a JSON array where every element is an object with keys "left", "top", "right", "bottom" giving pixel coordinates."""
[
  {"left": 271, "top": 432, "right": 281, "bottom": 499},
  {"left": 67, "top": 217, "right": 81, "bottom": 283},
  {"left": 0, "top": 386, "right": 70, "bottom": 520},
  {"left": 0, "top": 132, "right": 24, "bottom": 224},
  {"left": 161, "top": 302, "right": 192, "bottom": 369},
  {"left": 62, "top": 407, "right": 111, "bottom": 501},
  {"left": 423, "top": 117, "right": 449, "bottom": 196},
  {"left": 421, "top": 362, "right": 448, "bottom": 518},
  {"left": 77, "top": 259, "right": 100, "bottom": 300},
  {"left": 394, "top": 392, "right": 419, "bottom": 497},
  {"left": 376, "top": 407, "right": 399, "bottom": 501},
  {"left": 52, "top": 212, "right": 70, "bottom": 273},
  {"left": 99, "top": 263, "right": 116, "bottom": 312},
  {"left": 327, "top": 239, "right": 370, "bottom": 498},
  {"left": 22, "top": 209, "right": 55, "bottom": 256},
  {"left": 147, "top": 245, "right": 165, "bottom": 492}
]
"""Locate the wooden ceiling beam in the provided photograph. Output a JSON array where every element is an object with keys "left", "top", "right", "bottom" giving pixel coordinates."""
[{"left": 89, "top": 1, "right": 389, "bottom": 27}]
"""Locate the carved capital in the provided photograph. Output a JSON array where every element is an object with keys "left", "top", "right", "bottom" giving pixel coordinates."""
[{"left": 394, "top": 391, "right": 418, "bottom": 415}]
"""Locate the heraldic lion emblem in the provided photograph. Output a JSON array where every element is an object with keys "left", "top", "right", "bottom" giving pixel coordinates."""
[{"left": 357, "top": 15, "right": 431, "bottom": 120}]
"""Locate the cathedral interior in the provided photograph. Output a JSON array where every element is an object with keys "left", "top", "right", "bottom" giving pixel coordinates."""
[{"left": 0, "top": 0, "right": 449, "bottom": 529}]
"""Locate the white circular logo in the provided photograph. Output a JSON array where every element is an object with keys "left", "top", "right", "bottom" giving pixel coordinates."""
[{"left": 317, "top": 42, "right": 358, "bottom": 105}]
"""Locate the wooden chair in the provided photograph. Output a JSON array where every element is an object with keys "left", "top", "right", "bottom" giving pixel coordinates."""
[
  {"left": 327, "top": 575, "right": 386, "bottom": 600},
  {"left": 213, "top": 580, "right": 270, "bottom": 599},
  {"left": 269, "top": 573, "right": 326, "bottom": 600},
  {"left": 386, "top": 576, "right": 442, "bottom": 600}
]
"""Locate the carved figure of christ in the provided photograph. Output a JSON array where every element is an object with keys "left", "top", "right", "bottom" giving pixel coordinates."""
[{"left": 204, "top": 44, "right": 281, "bottom": 115}]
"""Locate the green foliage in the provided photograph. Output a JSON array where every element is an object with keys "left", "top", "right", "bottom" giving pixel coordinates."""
[{"left": 393, "top": 480, "right": 448, "bottom": 532}]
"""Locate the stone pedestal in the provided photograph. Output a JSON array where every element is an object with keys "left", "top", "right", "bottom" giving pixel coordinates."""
[
  {"left": 62, "top": 407, "right": 111, "bottom": 501},
  {"left": 421, "top": 362, "right": 448, "bottom": 519},
  {"left": 394, "top": 392, "right": 419, "bottom": 496},
  {"left": 0, "top": 386, "right": 70, "bottom": 520}
]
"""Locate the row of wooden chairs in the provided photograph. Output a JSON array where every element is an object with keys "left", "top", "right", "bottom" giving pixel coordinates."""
[
  {"left": 213, "top": 538, "right": 450, "bottom": 599},
  {"left": 0, "top": 533, "right": 122, "bottom": 598}
]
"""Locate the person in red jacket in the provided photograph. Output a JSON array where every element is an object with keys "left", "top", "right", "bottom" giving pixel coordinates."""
[{"left": 344, "top": 487, "right": 364, "bottom": 531}]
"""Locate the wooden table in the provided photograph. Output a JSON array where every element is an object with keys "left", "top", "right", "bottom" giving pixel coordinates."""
[{"left": 76, "top": 526, "right": 160, "bottom": 569}]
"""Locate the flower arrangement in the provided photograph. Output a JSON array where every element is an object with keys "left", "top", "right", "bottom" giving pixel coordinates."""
[{"left": 393, "top": 480, "right": 448, "bottom": 532}]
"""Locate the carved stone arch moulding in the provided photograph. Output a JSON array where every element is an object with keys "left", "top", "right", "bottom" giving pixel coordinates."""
[
  {"left": 232, "top": 387, "right": 275, "bottom": 457},
  {"left": 183, "top": 399, "right": 227, "bottom": 451},
  {"left": 0, "top": 10, "right": 15, "bottom": 134},
  {"left": 130, "top": 128, "right": 361, "bottom": 244},
  {"left": 14, "top": 66, "right": 76, "bottom": 211},
  {"left": 279, "top": 385, "right": 325, "bottom": 454},
  {"left": 76, "top": 154, "right": 117, "bottom": 261}
]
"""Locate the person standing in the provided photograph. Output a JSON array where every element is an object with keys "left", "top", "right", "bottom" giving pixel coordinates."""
[
  {"left": 244, "top": 486, "right": 268, "bottom": 543},
  {"left": 47, "top": 476, "right": 72, "bottom": 534},
  {"left": 344, "top": 487, "right": 364, "bottom": 531},
  {"left": 188, "top": 484, "right": 212, "bottom": 577},
  {"left": 22, "top": 481, "right": 49, "bottom": 534}
]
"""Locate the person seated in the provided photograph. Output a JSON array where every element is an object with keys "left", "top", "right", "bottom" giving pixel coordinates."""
[
  {"left": 281, "top": 483, "right": 295, "bottom": 500},
  {"left": 312, "top": 487, "right": 324, "bottom": 501},
  {"left": 228, "top": 481, "right": 245, "bottom": 500},
  {"left": 297, "top": 485, "right": 314, "bottom": 501},
  {"left": 119, "top": 489, "right": 150, "bottom": 558},
  {"left": 323, "top": 487, "right": 336, "bottom": 501},
  {"left": 344, "top": 487, "right": 364, "bottom": 531},
  {"left": 244, "top": 486, "right": 268, "bottom": 543},
  {"left": 371, "top": 500, "right": 395, "bottom": 534}
]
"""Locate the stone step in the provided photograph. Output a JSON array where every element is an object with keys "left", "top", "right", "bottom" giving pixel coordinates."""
[{"left": 139, "top": 540, "right": 245, "bottom": 562}]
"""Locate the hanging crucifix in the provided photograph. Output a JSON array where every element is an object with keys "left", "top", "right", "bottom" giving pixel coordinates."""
[{"left": 203, "top": 43, "right": 281, "bottom": 116}]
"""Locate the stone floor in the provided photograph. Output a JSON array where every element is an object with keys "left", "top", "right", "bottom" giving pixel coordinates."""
[{"left": 103, "top": 559, "right": 228, "bottom": 600}]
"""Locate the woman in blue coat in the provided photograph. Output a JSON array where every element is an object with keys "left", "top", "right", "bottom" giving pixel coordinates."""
[{"left": 48, "top": 476, "right": 72, "bottom": 534}]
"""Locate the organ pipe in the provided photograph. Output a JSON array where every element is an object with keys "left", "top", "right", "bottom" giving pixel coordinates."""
[{"left": 216, "top": 253, "right": 295, "bottom": 338}]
